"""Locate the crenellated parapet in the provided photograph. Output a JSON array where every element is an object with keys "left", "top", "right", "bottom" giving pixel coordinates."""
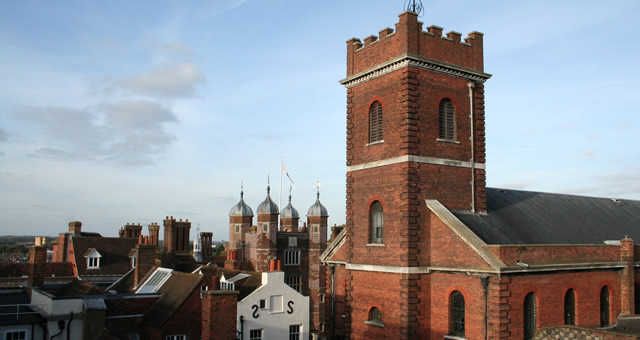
[{"left": 342, "top": 11, "right": 489, "bottom": 87}]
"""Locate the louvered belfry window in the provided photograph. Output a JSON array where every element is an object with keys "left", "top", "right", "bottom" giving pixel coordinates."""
[
  {"left": 439, "top": 98, "right": 455, "bottom": 140},
  {"left": 369, "top": 101, "right": 383, "bottom": 143}
]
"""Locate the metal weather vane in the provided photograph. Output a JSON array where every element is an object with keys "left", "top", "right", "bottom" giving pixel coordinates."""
[{"left": 404, "top": 0, "right": 424, "bottom": 16}]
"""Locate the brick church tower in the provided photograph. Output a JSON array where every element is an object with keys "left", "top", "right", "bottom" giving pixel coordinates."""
[{"left": 340, "top": 10, "right": 490, "bottom": 339}]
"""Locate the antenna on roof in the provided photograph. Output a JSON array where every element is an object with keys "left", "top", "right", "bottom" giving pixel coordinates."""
[{"left": 404, "top": 0, "right": 424, "bottom": 16}]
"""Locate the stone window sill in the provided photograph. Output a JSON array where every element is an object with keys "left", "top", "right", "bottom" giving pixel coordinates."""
[
  {"left": 444, "top": 336, "right": 467, "bottom": 340},
  {"left": 367, "top": 140, "right": 384, "bottom": 146},
  {"left": 436, "top": 138, "right": 460, "bottom": 144},
  {"left": 364, "top": 320, "right": 384, "bottom": 328},
  {"left": 366, "top": 243, "right": 385, "bottom": 247}
]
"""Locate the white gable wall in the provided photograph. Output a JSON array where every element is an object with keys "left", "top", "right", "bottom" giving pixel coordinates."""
[{"left": 238, "top": 271, "right": 309, "bottom": 340}]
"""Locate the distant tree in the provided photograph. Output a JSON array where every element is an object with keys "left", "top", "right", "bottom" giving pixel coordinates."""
[{"left": 215, "top": 244, "right": 225, "bottom": 256}]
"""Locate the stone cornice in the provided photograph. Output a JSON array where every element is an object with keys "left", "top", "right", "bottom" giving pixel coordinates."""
[{"left": 340, "top": 54, "right": 492, "bottom": 88}]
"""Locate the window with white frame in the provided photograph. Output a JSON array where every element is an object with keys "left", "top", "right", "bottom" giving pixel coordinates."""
[
  {"left": 200, "top": 285, "right": 208, "bottom": 299},
  {"left": 130, "top": 254, "right": 136, "bottom": 269},
  {"left": 235, "top": 224, "right": 240, "bottom": 233},
  {"left": 270, "top": 295, "right": 283, "bottom": 313},
  {"left": 249, "top": 329, "right": 262, "bottom": 340},
  {"left": 284, "top": 249, "right": 300, "bottom": 265},
  {"left": 220, "top": 281, "right": 235, "bottom": 291},
  {"left": 313, "top": 225, "right": 319, "bottom": 234},
  {"left": 166, "top": 335, "right": 186, "bottom": 340},
  {"left": 262, "top": 223, "right": 268, "bottom": 232},
  {"left": 84, "top": 249, "right": 102, "bottom": 269},
  {"left": 285, "top": 275, "right": 301, "bottom": 292},
  {"left": 4, "top": 330, "right": 26, "bottom": 340},
  {"left": 289, "top": 325, "right": 301, "bottom": 340}
]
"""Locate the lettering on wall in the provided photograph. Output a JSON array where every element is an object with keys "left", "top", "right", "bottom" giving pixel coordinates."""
[{"left": 287, "top": 300, "right": 294, "bottom": 314}]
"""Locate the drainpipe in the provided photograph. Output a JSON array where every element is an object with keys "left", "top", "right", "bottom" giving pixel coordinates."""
[
  {"left": 481, "top": 276, "right": 489, "bottom": 340},
  {"left": 66, "top": 312, "right": 72, "bottom": 340},
  {"left": 330, "top": 265, "right": 336, "bottom": 340},
  {"left": 239, "top": 315, "right": 244, "bottom": 340},
  {"left": 468, "top": 81, "right": 476, "bottom": 213}
]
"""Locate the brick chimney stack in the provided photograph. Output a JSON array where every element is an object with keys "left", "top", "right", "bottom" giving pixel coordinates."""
[
  {"left": 28, "top": 245, "right": 47, "bottom": 288},
  {"left": 68, "top": 221, "right": 82, "bottom": 236},
  {"left": 134, "top": 244, "right": 156, "bottom": 288},
  {"left": 201, "top": 232, "right": 213, "bottom": 259},
  {"left": 202, "top": 290, "right": 238, "bottom": 340}
]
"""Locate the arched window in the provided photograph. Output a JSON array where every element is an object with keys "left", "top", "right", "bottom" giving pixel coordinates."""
[
  {"left": 439, "top": 98, "right": 455, "bottom": 141},
  {"left": 635, "top": 284, "right": 640, "bottom": 315},
  {"left": 524, "top": 292, "right": 536, "bottom": 340},
  {"left": 449, "top": 291, "right": 465, "bottom": 336},
  {"left": 369, "top": 101, "right": 383, "bottom": 143},
  {"left": 564, "top": 289, "right": 575, "bottom": 325},
  {"left": 369, "top": 201, "right": 383, "bottom": 243},
  {"left": 367, "top": 307, "right": 383, "bottom": 326},
  {"left": 600, "top": 286, "right": 610, "bottom": 327}
]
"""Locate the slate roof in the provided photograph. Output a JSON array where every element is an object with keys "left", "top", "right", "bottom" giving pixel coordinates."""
[
  {"left": 71, "top": 237, "right": 137, "bottom": 276},
  {"left": 142, "top": 271, "right": 203, "bottom": 328},
  {"left": 453, "top": 188, "right": 640, "bottom": 245}
]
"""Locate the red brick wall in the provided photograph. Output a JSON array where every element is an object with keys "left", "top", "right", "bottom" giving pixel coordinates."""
[
  {"left": 429, "top": 213, "right": 492, "bottom": 269},
  {"left": 158, "top": 278, "right": 211, "bottom": 339},
  {"left": 349, "top": 271, "right": 408, "bottom": 339},
  {"left": 507, "top": 271, "right": 621, "bottom": 339},
  {"left": 489, "top": 244, "right": 620, "bottom": 266},
  {"left": 428, "top": 272, "right": 486, "bottom": 339},
  {"left": 202, "top": 290, "right": 238, "bottom": 340}
]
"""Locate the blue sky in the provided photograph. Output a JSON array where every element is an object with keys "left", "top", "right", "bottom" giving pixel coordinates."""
[{"left": 1, "top": 1, "right": 639, "bottom": 240}]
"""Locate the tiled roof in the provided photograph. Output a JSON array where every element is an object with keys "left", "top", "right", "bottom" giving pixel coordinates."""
[
  {"left": 211, "top": 267, "right": 261, "bottom": 300},
  {"left": 142, "top": 271, "right": 203, "bottom": 328},
  {"left": 453, "top": 188, "right": 640, "bottom": 245},
  {"left": 71, "top": 237, "right": 136, "bottom": 276},
  {"left": 0, "top": 263, "right": 74, "bottom": 278}
]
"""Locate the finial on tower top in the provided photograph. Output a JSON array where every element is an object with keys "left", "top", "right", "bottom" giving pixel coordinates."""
[
  {"left": 267, "top": 175, "right": 271, "bottom": 194},
  {"left": 240, "top": 181, "right": 244, "bottom": 198},
  {"left": 316, "top": 181, "right": 321, "bottom": 199},
  {"left": 404, "top": 0, "right": 424, "bottom": 16}
]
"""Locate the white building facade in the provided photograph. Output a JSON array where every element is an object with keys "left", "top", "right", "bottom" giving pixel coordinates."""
[{"left": 237, "top": 271, "right": 309, "bottom": 340}]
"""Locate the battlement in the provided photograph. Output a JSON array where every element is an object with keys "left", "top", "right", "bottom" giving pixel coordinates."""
[{"left": 345, "top": 11, "right": 484, "bottom": 78}]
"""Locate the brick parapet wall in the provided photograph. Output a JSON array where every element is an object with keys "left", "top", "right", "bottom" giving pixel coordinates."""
[
  {"left": 488, "top": 245, "right": 621, "bottom": 266},
  {"left": 345, "top": 12, "right": 484, "bottom": 77}
]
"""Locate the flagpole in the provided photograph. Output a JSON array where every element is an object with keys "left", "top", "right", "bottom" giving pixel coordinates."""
[{"left": 279, "top": 157, "right": 283, "bottom": 229}]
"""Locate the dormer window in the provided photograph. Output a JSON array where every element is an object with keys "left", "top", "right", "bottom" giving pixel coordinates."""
[
  {"left": 220, "top": 273, "right": 250, "bottom": 291},
  {"left": 84, "top": 248, "right": 102, "bottom": 269}
]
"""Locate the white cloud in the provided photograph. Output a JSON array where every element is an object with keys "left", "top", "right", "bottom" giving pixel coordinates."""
[
  {"left": 0, "top": 128, "right": 8, "bottom": 142},
  {"left": 15, "top": 100, "right": 178, "bottom": 165},
  {"left": 114, "top": 63, "right": 205, "bottom": 98},
  {"left": 148, "top": 41, "right": 196, "bottom": 60}
]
